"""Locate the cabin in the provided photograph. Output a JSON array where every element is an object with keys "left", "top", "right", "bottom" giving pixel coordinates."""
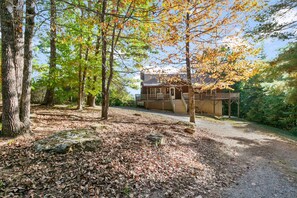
[{"left": 135, "top": 72, "right": 240, "bottom": 117}]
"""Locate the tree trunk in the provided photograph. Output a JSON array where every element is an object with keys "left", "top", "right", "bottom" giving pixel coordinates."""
[
  {"left": 77, "top": 5, "right": 88, "bottom": 111},
  {"left": 20, "top": 0, "right": 35, "bottom": 132},
  {"left": 13, "top": 0, "right": 24, "bottom": 100},
  {"left": 188, "top": 86, "right": 195, "bottom": 122},
  {"left": 101, "top": 0, "right": 122, "bottom": 119},
  {"left": 87, "top": 34, "right": 100, "bottom": 108},
  {"left": 102, "top": 93, "right": 109, "bottom": 119},
  {"left": 186, "top": 4, "right": 195, "bottom": 123},
  {"left": 87, "top": 94, "right": 96, "bottom": 107},
  {"left": 77, "top": 43, "right": 83, "bottom": 110},
  {"left": 81, "top": 50, "right": 89, "bottom": 108},
  {"left": 1, "top": 0, "right": 22, "bottom": 136},
  {"left": 43, "top": 0, "right": 56, "bottom": 106},
  {"left": 101, "top": 0, "right": 107, "bottom": 119}
]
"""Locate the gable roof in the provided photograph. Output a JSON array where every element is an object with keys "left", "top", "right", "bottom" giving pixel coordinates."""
[{"left": 141, "top": 72, "right": 215, "bottom": 87}]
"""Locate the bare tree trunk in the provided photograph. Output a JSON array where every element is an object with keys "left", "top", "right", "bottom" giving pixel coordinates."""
[
  {"left": 186, "top": 4, "right": 195, "bottom": 123},
  {"left": 13, "top": 0, "right": 24, "bottom": 100},
  {"left": 20, "top": 0, "right": 35, "bottom": 132},
  {"left": 1, "top": 0, "right": 22, "bottom": 136},
  {"left": 101, "top": 0, "right": 107, "bottom": 119},
  {"left": 43, "top": 0, "right": 56, "bottom": 106}
]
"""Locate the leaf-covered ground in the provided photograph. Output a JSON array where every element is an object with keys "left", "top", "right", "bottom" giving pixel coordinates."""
[{"left": 0, "top": 106, "right": 244, "bottom": 197}]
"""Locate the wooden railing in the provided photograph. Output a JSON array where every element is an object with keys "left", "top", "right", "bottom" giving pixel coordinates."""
[
  {"left": 181, "top": 93, "right": 188, "bottom": 111},
  {"left": 136, "top": 92, "right": 240, "bottom": 102},
  {"left": 135, "top": 94, "right": 170, "bottom": 101},
  {"left": 182, "top": 92, "right": 239, "bottom": 100}
]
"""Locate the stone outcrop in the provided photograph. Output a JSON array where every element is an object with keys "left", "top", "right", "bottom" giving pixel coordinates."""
[{"left": 34, "top": 130, "right": 101, "bottom": 154}]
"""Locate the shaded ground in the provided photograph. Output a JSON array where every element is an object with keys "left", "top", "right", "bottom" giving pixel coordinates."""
[
  {"left": 122, "top": 107, "right": 297, "bottom": 198},
  {"left": 1, "top": 106, "right": 296, "bottom": 197},
  {"left": 0, "top": 106, "right": 245, "bottom": 197}
]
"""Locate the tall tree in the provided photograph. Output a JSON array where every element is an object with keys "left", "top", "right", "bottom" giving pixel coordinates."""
[
  {"left": 253, "top": 0, "right": 297, "bottom": 40},
  {"left": 100, "top": 0, "right": 152, "bottom": 119},
  {"left": 13, "top": 0, "right": 24, "bottom": 99},
  {"left": 34, "top": 0, "right": 151, "bottom": 115},
  {"left": 1, "top": 0, "right": 36, "bottom": 137},
  {"left": 43, "top": 0, "right": 56, "bottom": 106},
  {"left": 1, "top": 0, "right": 22, "bottom": 136},
  {"left": 155, "top": 0, "right": 261, "bottom": 123},
  {"left": 86, "top": 34, "right": 101, "bottom": 107},
  {"left": 268, "top": 43, "right": 297, "bottom": 104},
  {"left": 20, "top": 0, "right": 36, "bottom": 132},
  {"left": 185, "top": 0, "right": 194, "bottom": 122}
]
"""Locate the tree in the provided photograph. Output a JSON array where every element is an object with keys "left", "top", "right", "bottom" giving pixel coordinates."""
[
  {"left": 267, "top": 42, "right": 297, "bottom": 104},
  {"left": 34, "top": 0, "right": 151, "bottom": 116},
  {"left": 13, "top": 0, "right": 24, "bottom": 99},
  {"left": 253, "top": 0, "right": 297, "bottom": 40},
  {"left": 237, "top": 71, "right": 297, "bottom": 132},
  {"left": 43, "top": 0, "right": 56, "bottom": 106},
  {"left": 53, "top": 0, "right": 102, "bottom": 109},
  {"left": 100, "top": 0, "right": 153, "bottom": 119},
  {"left": 21, "top": 0, "right": 36, "bottom": 132},
  {"left": 1, "top": 0, "right": 36, "bottom": 136},
  {"left": 154, "top": 0, "right": 261, "bottom": 123},
  {"left": 1, "top": 0, "right": 22, "bottom": 136}
]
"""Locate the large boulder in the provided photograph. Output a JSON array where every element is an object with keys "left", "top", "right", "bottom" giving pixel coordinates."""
[{"left": 34, "top": 129, "right": 101, "bottom": 154}]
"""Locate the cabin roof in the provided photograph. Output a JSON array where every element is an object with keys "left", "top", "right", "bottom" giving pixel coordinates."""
[{"left": 141, "top": 73, "right": 214, "bottom": 87}]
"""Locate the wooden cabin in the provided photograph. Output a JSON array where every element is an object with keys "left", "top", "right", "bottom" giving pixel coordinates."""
[{"left": 135, "top": 72, "right": 240, "bottom": 116}]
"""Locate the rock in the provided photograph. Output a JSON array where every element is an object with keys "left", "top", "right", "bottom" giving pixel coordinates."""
[
  {"left": 146, "top": 134, "right": 165, "bottom": 145},
  {"left": 34, "top": 129, "right": 101, "bottom": 153},
  {"left": 133, "top": 113, "right": 142, "bottom": 117},
  {"left": 184, "top": 128, "right": 195, "bottom": 134}
]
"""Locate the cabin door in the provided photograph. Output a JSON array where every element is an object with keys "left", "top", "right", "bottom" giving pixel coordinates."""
[{"left": 170, "top": 87, "right": 175, "bottom": 99}]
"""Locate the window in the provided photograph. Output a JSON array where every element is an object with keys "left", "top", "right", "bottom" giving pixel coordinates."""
[{"left": 150, "top": 88, "right": 156, "bottom": 95}]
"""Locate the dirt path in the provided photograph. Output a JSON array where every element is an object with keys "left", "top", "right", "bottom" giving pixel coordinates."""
[{"left": 120, "top": 107, "right": 297, "bottom": 198}]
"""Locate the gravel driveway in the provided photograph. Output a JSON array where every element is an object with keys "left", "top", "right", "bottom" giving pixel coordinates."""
[{"left": 117, "top": 107, "right": 297, "bottom": 198}]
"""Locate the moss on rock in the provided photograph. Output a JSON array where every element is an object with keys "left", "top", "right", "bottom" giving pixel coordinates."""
[{"left": 34, "top": 129, "right": 101, "bottom": 154}]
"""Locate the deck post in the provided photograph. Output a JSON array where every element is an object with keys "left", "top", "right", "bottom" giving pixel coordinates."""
[
  {"left": 228, "top": 91, "right": 231, "bottom": 118},
  {"left": 213, "top": 92, "right": 216, "bottom": 116},
  {"left": 162, "top": 97, "right": 164, "bottom": 110},
  {"left": 237, "top": 95, "right": 240, "bottom": 118}
]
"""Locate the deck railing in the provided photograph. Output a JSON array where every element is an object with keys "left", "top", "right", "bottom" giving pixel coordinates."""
[
  {"left": 182, "top": 92, "right": 240, "bottom": 100},
  {"left": 135, "top": 94, "right": 170, "bottom": 101},
  {"left": 181, "top": 93, "right": 188, "bottom": 111},
  {"left": 136, "top": 92, "right": 240, "bottom": 102}
]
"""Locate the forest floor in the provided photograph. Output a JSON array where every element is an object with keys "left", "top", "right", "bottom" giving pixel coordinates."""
[{"left": 0, "top": 106, "right": 297, "bottom": 197}]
